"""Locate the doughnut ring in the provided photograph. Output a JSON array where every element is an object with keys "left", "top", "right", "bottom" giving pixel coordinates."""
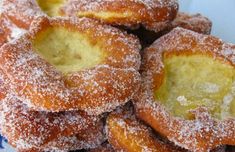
[
  {"left": 0, "top": 16, "right": 141, "bottom": 115},
  {"left": 2, "top": 0, "right": 178, "bottom": 33},
  {"left": 0, "top": 73, "right": 105, "bottom": 151},
  {"left": 17, "top": 120, "right": 106, "bottom": 151},
  {"left": 0, "top": 14, "right": 26, "bottom": 46},
  {"left": 135, "top": 27, "right": 235, "bottom": 151},
  {"left": 61, "top": 0, "right": 179, "bottom": 32},
  {"left": 106, "top": 103, "right": 184, "bottom": 152},
  {"left": 130, "top": 12, "right": 212, "bottom": 48},
  {"left": 0, "top": 80, "right": 102, "bottom": 150},
  {"left": 167, "top": 12, "right": 212, "bottom": 34},
  {"left": 1, "top": 0, "right": 44, "bottom": 29},
  {"left": 0, "top": 14, "right": 12, "bottom": 46}
]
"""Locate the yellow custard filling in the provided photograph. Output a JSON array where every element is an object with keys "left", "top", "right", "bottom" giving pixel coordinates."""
[
  {"left": 77, "top": 11, "right": 133, "bottom": 20},
  {"left": 32, "top": 27, "right": 104, "bottom": 74},
  {"left": 37, "top": 0, "right": 65, "bottom": 16},
  {"left": 155, "top": 55, "right": 235, "bottom": 120}
]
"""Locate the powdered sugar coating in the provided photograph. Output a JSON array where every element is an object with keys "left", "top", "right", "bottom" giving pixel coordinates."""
[
  {"left": 61, "top": 0, "right": 179, "bottom": 32},
  {"left": 147, "top": 27, "right": 235, "bottom": 66},
  {"left": 127, "top": 11, "right": 212, "bottom": 48},
  {"left": 106, "top": 104, "right": 183, "bottom": 152},
  {"left": 22, "top": 119, "right": 106, "bottom": 151},
  {"left": 135, "top": 27, "right": 235, "bottom": 151},
  {"left": 0, "top": 14, "right": 27, "bottom": 47},
  {"left": 169, "top": 12, "right": 212, "bottom": 34},
  {"left": 0, "top": 16, "right": 141, "bottom": 115},
  {"left": 0, "top": 75, "right": 103, "bottom": 150},
  {"left": 2, "top": 0, "right": 178, "bottom": 32},
  {"left": 1, "top": 0, "right": 44, "bottom": 29}
]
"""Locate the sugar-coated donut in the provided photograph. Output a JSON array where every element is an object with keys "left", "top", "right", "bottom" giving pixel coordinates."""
[
  {"left": 0, "top": 14, "right": 26, "bottom": 46},
  {"left": 2, "top": 0, "right": 178, "bottom": 33},
  {"left": 129, "top": 12, "right": 212, "bottom": 48},
  {"left": 1, "top": 0, "right": 44, "bottom": 29},
  {"left": 106, "top": 103, "right": 184, "bottom": 152},
  {"left": 0, "top": 16, "right": 141, "bottom": 115},
  {"left": 167, "top": 12, "right": 212, "bottom": 34},
  {"left": 135, "top": 27, "right": 235, "bottom": 151},
  {"left": 0, "top": 15, "right": 12, "bottom": 46},
  {"left": 61, "top": 0, "right": 179, "bottom": 32},
  {"left": 0, "top": 72, "right": 105, "bottom": 151},
  {"left": 0, "top": 77, "right": 101, "bottom": 150},
  {"left": 17, "top": 120, "right": 106, "bottom": 151}
]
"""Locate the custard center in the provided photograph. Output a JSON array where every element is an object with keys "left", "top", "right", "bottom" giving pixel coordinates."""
[
  {"left": 32, "top": 27, "right": 103, "bottom": 73},
  {"left": 155, "top": 55, "right": 235, "bottom": 120},
  {"left": 77, "top": 11, "right": 133, "bottom": 20},
  {"left": 37, "top": 0, "right": 65, "bottom": 16}
]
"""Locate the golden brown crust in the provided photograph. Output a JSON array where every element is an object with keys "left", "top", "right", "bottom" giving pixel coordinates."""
[
  {"left": 2, "top": 0, "right": 178, "bottom": 33},
  {"left": 0, "top": 14, "right": 26, "bottom": 47},
  {"left": 0, "top": 15, "right": 11, "bottom": 46},
  {"left": 0, "top": 16, "right": 141, "bottom": 115},
  {"left": 18, "top": 121, "right": 105, "bottom": 152},
  {"left": 0, "top": 73, "right": 105, "bottom": 151},
  {"left": 169, "top": 12, "right": 212, "bottom": 34},
  {"left": 106, "top": 104, "right": 184, "bottom": 152},
  {"left": 135, "top": 27, "right": 235, "bottom": 151},
  {"left": 1, "top": 0, "right": 44, "bottom": 29},
  {"left": 61, "top": 0, "right": 179, "bottom": 32},
  {"left": 129, "top": 12, "right": 212, "bottom": 48},
  {"left": 0, "top": 83, "right": 101, "bottom": 150}
]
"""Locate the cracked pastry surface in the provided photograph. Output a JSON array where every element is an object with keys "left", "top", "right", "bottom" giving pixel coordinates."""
[
  {"left": 1, "top": 0, "right": 178, "bottom": 33},
  {"left": 0, "top": 16, "right": 141, "bottom": 115},
  {"left": 169, "top": 12, "right": 212, "bottom": 35},
  {"left": 106, "top": 104, "right": 184, "bottom": 152},
  {"left": 0, "top": 75, "right": 105, "bottom": 151},
  {"left": 61, "top": 0, "right": 179, "bottom": 32},
  {"left": 129, "top": 12, "right": 212, "bottom": 48},
  {"left": 135, "top": 27, "right": 235, "bottom": 151},
  {"left": 0, "top": 14, "right": 26, "bottom": 46}
]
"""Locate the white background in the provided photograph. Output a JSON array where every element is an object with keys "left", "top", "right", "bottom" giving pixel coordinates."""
[{"left": 179, "top": 0, "right": 235, "bottom": 43}]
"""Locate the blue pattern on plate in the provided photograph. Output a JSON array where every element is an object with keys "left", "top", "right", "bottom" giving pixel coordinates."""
[
  {"left": 0, "top": 135, "right": 16, "bottom": 152},
  {"left": 0, "top": 135, "right": 7, "bottom": 149}
]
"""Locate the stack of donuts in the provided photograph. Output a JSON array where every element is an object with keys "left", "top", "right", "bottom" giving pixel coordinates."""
[{"left": 0, "top": 0, "right": 234, "bottom": 152}]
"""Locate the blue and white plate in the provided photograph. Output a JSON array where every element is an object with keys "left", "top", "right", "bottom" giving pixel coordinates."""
[{"left": 0, "top": 135, "right": 14, "bottom": 152}]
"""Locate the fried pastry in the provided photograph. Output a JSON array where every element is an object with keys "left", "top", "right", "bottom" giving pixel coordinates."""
[
  {"left": 169, "top": 12, "right": 212, "bottom": 34},
  {"left": 61, "top": 0, "right": 178, "bottom": 32},
  {"left": 0, "top": 80, "right": 101, "bottom": 150},
  {"left": 0, "top": 14, "right": 26, "bottom": 46},
  {"left": 0, "top": 16, "right": 141, "bottom": 115},
  {"left": 17, "top": 120, "right": 106, "bottom": 151},
  {"left": 106, "top": 104, "right": 184, "bottom": 152},
  {"left": 135, "top": 27, "right": 235, "bottom": 151},
  {"left": 1, "top": 0, "right": 44, "bottom": 29},
  {"left": 0, "top": 60, "right": 105, "bottom": 151},
  {"left": 0, "top": 15, "right": 12, "bottom": 46},
  {"left": 2, "top": 0, "right": 178, "bottom": 33},
  {"left": 130, "top": 12, "right": 212, "bottom": 47}
]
